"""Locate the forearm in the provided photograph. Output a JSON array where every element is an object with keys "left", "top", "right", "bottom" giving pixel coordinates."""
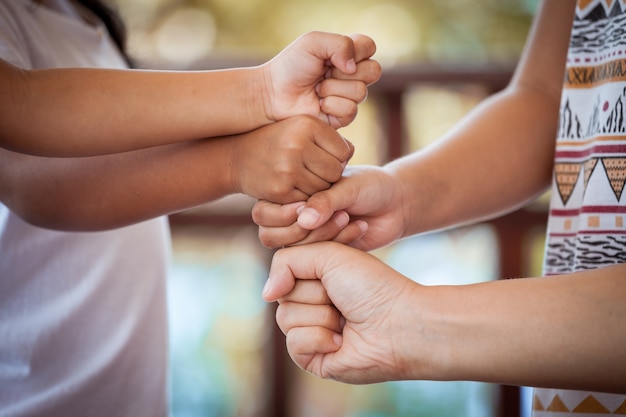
[
  {"left": 386, "top": 86, "right": 557, "bottom": 237},
  {"left": 0, "top": 138, "right": 237, "bottom": 231},
  {"left": 0, "top": 62, "right": 267, "bottom": 156},
  {"left": 410, "top": 265, "right": 626, "bottom": 393},
  {"left": 384, "top": 0, "right": 574, "bottom": 238}
]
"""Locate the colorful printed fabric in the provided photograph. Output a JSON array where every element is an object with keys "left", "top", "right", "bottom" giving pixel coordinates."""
[{"left": 537, "top": 0, "right": 626, "bottom": 415}]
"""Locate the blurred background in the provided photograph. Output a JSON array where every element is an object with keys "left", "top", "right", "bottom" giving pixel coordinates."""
[{"left": 110, "top": 0, "right": 548, "bottom": 416}]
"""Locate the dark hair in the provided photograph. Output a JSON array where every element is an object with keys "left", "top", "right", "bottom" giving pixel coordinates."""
[
  {"left": 34, "top": 0, "right": 133, "bottom": 66},
  {"left": 78, "top": 1, "right": 128, "bottom": 57}
]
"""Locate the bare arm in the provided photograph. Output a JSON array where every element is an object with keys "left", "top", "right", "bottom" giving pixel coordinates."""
[
  {"left": 253, "top": 0, "right": 577, "bottom": 249},
  {"left": 388, "top": 0, "right": 576, "bottom": 236},
  {"left": 265, "top": 242, "right": 626, "bottom": 393},
  {"left": 0, "top": 31, "right": 380, "bottom": 157},
  {"left": 0, "top": 115, "right": 352, "bottom": 231}
]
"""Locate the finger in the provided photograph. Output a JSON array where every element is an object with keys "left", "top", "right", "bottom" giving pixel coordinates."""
[
  {"left": 267, "top": 186, "right": 310, "bottom": 205},
  {"left": 258, "top": 210, "right": 352, "bottom": 249},
  {"left": 281, "top": 279, "right": 332, "bottom": 304},
  {"left": 293, "top": 167, "right": 333, "bottom": 197},
  {"left": 319, "top": 32, "right": 357, "bottom": 74},
  {"left": 265, "top": 243, "right": 334, "bottom": 301},
  {"left": 318, "top": 79, "right": 368, "bottom": 104},
  {"left": 307, "top": 120, "right": 353, "bottom": 163},
  {"left": 301, "top": 147, "right": 346, "bottom": 185},
  {"left": 329, "top": 59, "right": 382, "bottom": 85},
  {"left": 251, "top": 200, "right": 303, "bottom": 228},
  {"left": 276, "top": 303, "right": 342, "bottom": 335},
  {"left": 297, "top": 182, "right": 357, "bottom": 230},
  {"left": 331, "top": 220, "right": 369, "bottom": 246},
  {"left": 258, "top": 222, "right": 311, "bottom": 249},
  {"left": 350, "top": 33, "right": 377, "bottom": 63},
  {"left": 296, "top": 31, "right": 357, "bottom": 75},
  {"left": 344, "top": 138, "right": 355, "bottom": 164},
  {"left": 286, "top": 326, "right": 342, "bottom": 360},
  {"left": 288, "top": 211, "right": 352, "bottom": 246},
  {"left": 320, "top": 96, "right": 358, "bottom": 128}
]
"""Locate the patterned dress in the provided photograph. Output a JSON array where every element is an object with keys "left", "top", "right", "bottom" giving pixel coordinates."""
[{"left": 537, "top": 0, "right": 626, "bottom": 415}]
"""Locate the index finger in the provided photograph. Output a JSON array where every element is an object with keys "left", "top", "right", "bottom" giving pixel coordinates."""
[{"left": 350, "top": 33, "right": 377, "bottom": 63}]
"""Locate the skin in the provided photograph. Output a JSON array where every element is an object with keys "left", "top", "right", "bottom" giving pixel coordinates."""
[
  {"left": 0, "top": 115, "right": 354, "bottom": 231},
  {"left": 257, "top": 0, "right": 626, "bottom": 393},
  {"left": 0, "top": 7, "right": 382, "bottom": 230},
  {"left": 0, "top": 31, "right": 381, "bottom": 157},
  {"left": 254, "top": 0, "right": 568, "bottom": 249},
  {"left": 263, "top": 242, "right": 626, "bottom": 393}
]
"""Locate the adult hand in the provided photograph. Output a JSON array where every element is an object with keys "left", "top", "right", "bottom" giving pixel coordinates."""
[
  {"left": 263, "top": 31, "right": 382, "bottom": 129},
  {"left": 253, "top": 165, "right": 406, "bottom": 249},
  {"left": 263, "top": 242, "right": 420, "bottom": 384}
]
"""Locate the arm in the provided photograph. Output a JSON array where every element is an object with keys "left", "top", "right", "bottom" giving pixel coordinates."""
[
  {"left": 0, "top": 115, "right": 352, "bottom": 231},
  {"left": 387, "top": 0, "right": 573, "bottom": 236},
  {"left": 253, "top": 0, "right": 576, "bottom": 249},
  {"left": 264, "top": 242, "right": 626, "bottom": 393},
  {"left": 0, "top": 31, "right": 380, "bottom": 157}
]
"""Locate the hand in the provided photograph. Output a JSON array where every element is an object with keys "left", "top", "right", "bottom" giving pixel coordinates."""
[
  {"left": 253, "top": 165, "right": 405, "bottom": 249},
  {"left": 263, "top": 242, "right": 419, "bottom": 384},
  {"left": 227, "top": 115, "right": 353, "bottom": 204},
  {"left": 263, "top": 31, "right": 382, "bottom": 129}
]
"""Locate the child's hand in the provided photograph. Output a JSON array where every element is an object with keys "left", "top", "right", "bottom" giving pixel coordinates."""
[
  {"left": 262, "top": 31, "right": 381, "bottom": 129},
  {"left": 226, "top": 115, "right": 353, "bottom": 204},
  {"left": 252, "top": 165, "right": 404, "bottom": 250}
]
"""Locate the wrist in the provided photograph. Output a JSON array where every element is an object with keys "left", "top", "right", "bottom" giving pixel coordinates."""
[
  {"left": 215, "top": 66, "right": 273, "bottom": 133},
  {"left": 392, "top": 284, "right": 457, "bottom": 381},
  {"left": 250, "top": 64, "right": 275, "bottom": 126},
  {"left": 381, "top": 162, "right": 415, "bottom": 238}
]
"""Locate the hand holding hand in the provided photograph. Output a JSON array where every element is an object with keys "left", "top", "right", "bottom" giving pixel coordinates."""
[
  {"left": 253, "top": 165, "right": 406, "bottom": 249},
  {"left": 263, "top": 242, "right": 420, "bottom": 384},
  {"left": 263, "top": 31, "right": 382, "bottom": 129}
]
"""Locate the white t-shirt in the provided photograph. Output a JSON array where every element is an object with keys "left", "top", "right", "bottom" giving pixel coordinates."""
[{"left": 0, "top": 2, "right": 171, "bottom": 416}]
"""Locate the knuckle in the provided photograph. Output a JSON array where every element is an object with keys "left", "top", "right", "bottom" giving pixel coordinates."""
[
  {"left": 275, "top": 304, "right": 290, "bottom": 328},
  {"left": 250, "top": 204, "right": 266, "bottom": 224},
  {"left": 257, "top": 230, "right": 276, "bottom": 249}
]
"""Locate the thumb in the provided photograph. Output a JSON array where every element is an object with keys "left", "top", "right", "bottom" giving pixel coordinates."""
[
  {"left": 305, "top": 31, "right": 357, "bottom": 74},
  {"left": 297, "top": 184, "right": 350, "bottom": 230},
  {"left": 349, "top": 33, "right": 378, "bottom": 63},
  {"left": 342, "top": 137, "right": 355, "bottom": 166}
]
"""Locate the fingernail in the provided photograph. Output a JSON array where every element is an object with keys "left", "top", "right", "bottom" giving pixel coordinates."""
[
  {"left": 298, "top": 208, "right": 320, "bottom": 228},
  {"left": 334, "top": 211, "right": 349, "bottom": 228},
  {"left": 346, "top": 58, "right": 356, "bottom": 73},
  {"left": 333, "top": 333, "right": 343, "bottom": 347}
]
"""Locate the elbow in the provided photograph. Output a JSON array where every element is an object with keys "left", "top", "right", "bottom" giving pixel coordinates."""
[{"left": 3, "top": 197, "right": 129, "bottom": 232}]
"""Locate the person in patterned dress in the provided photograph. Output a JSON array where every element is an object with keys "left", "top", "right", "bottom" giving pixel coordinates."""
[{"left": 255, "top": 0, "right": 626, "bottom": 415}]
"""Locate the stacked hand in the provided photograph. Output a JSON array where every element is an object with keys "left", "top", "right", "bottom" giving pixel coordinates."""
[
  {"left": 263, "top": 31, "right": 381, "bottom": 129},
  {"left": 232, "top": 32, "right": 382, "bottom": 204},
  {"left": 263, "top": 241, "right": 424, "bottom": 384}
]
